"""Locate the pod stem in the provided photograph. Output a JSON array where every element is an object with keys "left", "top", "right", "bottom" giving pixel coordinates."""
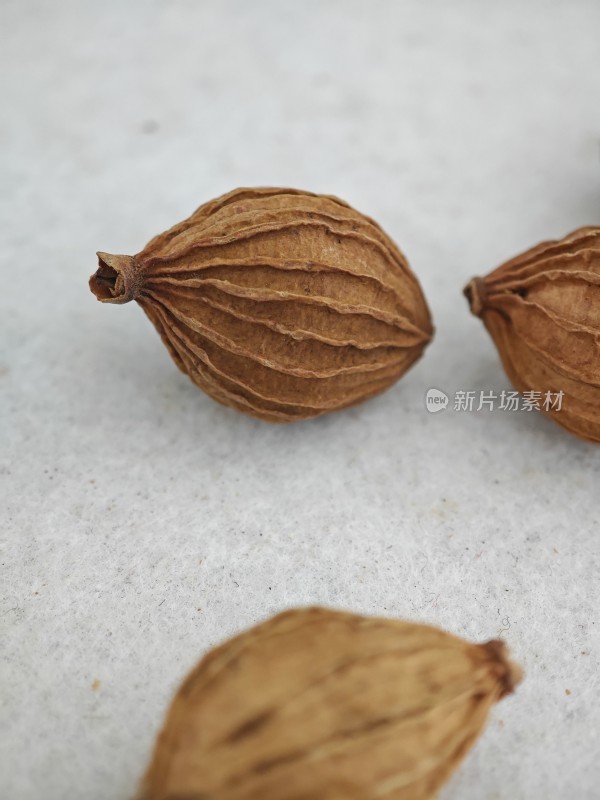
[
  {"left": 483, "top": 639, "right": 524, "bottom": 698},
  {"left": 90, "top": 252, "right": 142, "bottom": 304},
  {"left": 463, "top": 277, "right": 487, "bottom": 317}
]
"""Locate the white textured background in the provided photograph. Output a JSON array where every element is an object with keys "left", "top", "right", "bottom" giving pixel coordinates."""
[{"left": 1, "top": 1, "right": 599, "bottom": 798}]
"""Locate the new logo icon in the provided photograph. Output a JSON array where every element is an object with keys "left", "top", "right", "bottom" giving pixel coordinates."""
[{"left": 425, "top": 388, "right": 449, "bottom": 413}]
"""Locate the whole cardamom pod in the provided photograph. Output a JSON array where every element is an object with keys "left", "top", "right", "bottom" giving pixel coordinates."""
[
  {"left": 137, "top": 607, "right": 521, "bottom": 800},
  {"left": 90, "top": 188, "right": 432, "bottom": 422},
  {"left": 464, "top": 226, "right": 600, "bottom": 443}
]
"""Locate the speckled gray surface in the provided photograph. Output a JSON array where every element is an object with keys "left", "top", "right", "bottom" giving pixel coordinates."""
[{"left": 1, "top": 1, "right": 600, "bottom": 798}]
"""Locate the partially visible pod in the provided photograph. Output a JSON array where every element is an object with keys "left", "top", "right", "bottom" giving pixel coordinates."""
[{"left": 465, "top": 226, "right": 600, "bottom": 443}]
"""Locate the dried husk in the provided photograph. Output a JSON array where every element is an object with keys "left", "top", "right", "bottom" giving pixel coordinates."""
[
  {"left": 464, "top": 226, "right": 600, "bottom": 443},
  {"left": 90, "top": 188, "right": 432, "bottom": 422},
  {"left": 137, "top": 607, "right": 522, "bottom": 800}
]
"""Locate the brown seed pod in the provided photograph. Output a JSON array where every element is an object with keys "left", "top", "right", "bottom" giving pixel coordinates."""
[
  {"left": 464, "top": 226, "right": 600, "bottom": 443},
  {"left": 90, "top": 188, "right": 432, "bottom": 422},
  {"left": 137, "top": 607, "right": 522, "bottom": 800}
]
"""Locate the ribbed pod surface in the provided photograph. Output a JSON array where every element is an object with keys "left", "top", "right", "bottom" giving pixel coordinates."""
[
  {"left": 90, "top": 188, "right": 433, "bottom": 421},
  {"left": 465, "top": 226, "right": 600, "bottom": 442}
]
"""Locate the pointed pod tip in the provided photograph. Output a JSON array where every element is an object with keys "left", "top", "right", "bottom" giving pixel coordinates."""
[
  {"left": 482, "top": 638, "right": 524, "bottom": 697},
  {"left": 89, "top": 252, "right": 141, "bottom": 304},
  {"left": 463, "top": 277, "right": 487, "bottom": 317}
]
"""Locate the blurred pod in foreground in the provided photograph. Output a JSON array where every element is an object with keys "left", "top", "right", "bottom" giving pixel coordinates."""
[{"left": 137, "top": 607, "right": 521, "bottom": 800}]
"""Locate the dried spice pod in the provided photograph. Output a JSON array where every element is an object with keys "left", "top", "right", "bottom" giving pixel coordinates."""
[
  {"left": 137, "top": 607, "right": 522, "bottom": 800},
  {"left": 464, "top": 226, "right": 600, "bottom": 443},
  {"left": 90, "top": 188, "right": 432, "bottom": 422}
]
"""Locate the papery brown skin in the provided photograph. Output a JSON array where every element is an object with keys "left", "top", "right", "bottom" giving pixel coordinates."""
[
  {"left": 464, "top": 226, "right": 600, "bottom": 443},
  {"left": 90, "top": 188, "right": 433, "bottom": 422},
  {"left": 136, "top": 607, "right": 522, "bottom": 800}
]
